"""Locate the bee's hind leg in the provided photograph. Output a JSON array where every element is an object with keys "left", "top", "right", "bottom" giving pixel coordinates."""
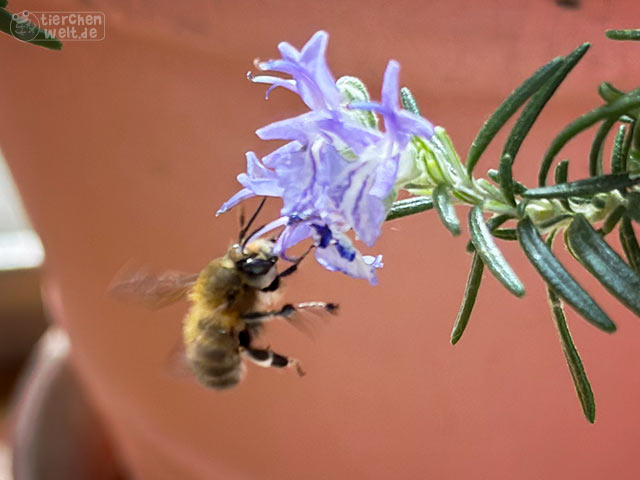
[
  {"left": 241, "top": 343, "right": 305, "bottom": 377},
  {"left": 238, "top": 329, "right": 305, "bottom": 376}
]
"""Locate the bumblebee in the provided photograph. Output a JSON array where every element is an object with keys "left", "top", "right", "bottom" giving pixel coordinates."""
[{"left": 112, "top": 200, "right": 337, "bottom": 389}]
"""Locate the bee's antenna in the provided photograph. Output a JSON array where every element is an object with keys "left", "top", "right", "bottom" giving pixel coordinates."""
[
  {"left": 238, "top": 206, "right": 246, "bottom": 235},
  {"left": 242, "top": 223, "right": 268, "bottom": 250},
  {"left": 238, "top": 197, "right": 267, "bottom": 245}
]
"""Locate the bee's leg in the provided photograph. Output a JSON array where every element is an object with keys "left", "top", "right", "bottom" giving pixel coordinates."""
[
  {"left": 242, "top": 346, "right": 306, "bottom": 377},
  {"left": 237, "top": 329, "right": 252, "bottom": 348},
  {"left": 241, "top": 302, "right": 338, "bottom": 324},
  {"left": 241, "top": 304, "right": 297, "bottom": 323},
  {"left": 261, "top": 246, "right": 313, "bottom": 292}
]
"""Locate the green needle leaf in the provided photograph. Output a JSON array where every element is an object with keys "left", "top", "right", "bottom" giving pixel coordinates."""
[
  {"left": 626, "top": 192, "right": 640, "bottom": 224},
  {"left": 620, "top": 217, "right": 640, "bottom": 273},
  {"left": 547, "top": 287, "right": 596, "bottom": 423},
  {"left": 487, "top": 169, "right": 527, "bottom": 194},
  {"left": 465, "top": 213, "right": 513, "bottom": 253},
  {"left": 451, "top": 252, "right": 484, "bottom": 345},
  {"left": 598, "top": 82, "right": 625, "bottom": 104},
  {"left": 567, "top": 214, "right": 640, "bottom": 318},
  {"left": 536, "top": 214, "right": 573, "bottom": 230},
  {"left": 633, "top": 113, "right": 640, "bottom": 148},
  {"left": 491, "top": 228, "right": 518, "bottom": 241},
  {"left": 0, "top": 8, "right": 63, "bottom": 50},
  {"left": 611, "top": 125, "right": 628, "bottom": 174},
  {"left": 386, "top": 196, "right": 433, "bottom": 221},
  {"left": 503, "top": 43, "right": 590, "bottom": 165},
  {"left": 539, "top": 93, "right": 640, "bottom": 186},
  {"left": 0, "top": 1, "right": 7, "bottom": 8},
  {"left": 468, "top": 206, "right": 525, "bottom": 297},
  {"left": 554, "top": 159, "right": 570, "bottom": 184},
  {"left": 517, "top": 217, "right": 615, "bottom": 332},
  {"left": 589, "top": 117, "right": 617, "bottom": 177},
  {"left": 600, "top": 204, "right": 626, "bottom": 236},
  {"left": 622, "top": 122, "right": 635, "bottom": 171},
  {"left": 433, "top": 185, "right": 461, "bottom": 236},
  {"left": 606, "top": 29, "right": 640, "bottom": 41},
  {"left": 466, "top": 56, "right": 564, "bottom": 175},
  {"left": 498, "top": 153, "right": 516, "bottom": 206},
  {"left": 595, "top": 84, "right": 640, "bottom": 122},
  {"left": 523, "top": 173, "right": 640, "bottom": 199},
  {"left": 400, "top": 87, "right": 421, "bottom": 115},
  {"left": 487, "top": 169, "right": 500, "bottom": 183},
  {"left": 554, "top": 159, "right": 571, "bottom": 210}
]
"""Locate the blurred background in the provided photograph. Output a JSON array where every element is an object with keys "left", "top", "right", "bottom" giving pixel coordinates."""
[
  {"left": 1, "top": 1, "right": 640, "bottom": 479},
  {"left": 0, "top": 150, "right": 46, "bottom": 475},
  {"left": 0, "top": 149, "right": 45, "bottom": 389}
]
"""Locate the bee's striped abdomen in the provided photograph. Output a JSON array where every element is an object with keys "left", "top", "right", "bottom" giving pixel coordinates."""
[{"left": 188, "top": 331, "right": 245, "bottom": 390}]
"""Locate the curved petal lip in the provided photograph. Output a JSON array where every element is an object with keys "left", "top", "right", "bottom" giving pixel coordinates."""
[{"left": 217, "top": 188, "right": 255, "bottom": 215}]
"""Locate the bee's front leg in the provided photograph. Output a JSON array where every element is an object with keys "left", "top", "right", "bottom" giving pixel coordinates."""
[{"left": 261, "top": 246, "right": 313, "bottom": 292}]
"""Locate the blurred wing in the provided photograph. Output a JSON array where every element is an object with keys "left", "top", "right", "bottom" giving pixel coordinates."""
[
  {"left": 162, "top": 339, "right": 195, "bottom": 381},
  {"left": 284, "top": 301, "right": 340, "bottom": 339},
  {"left": 109, "top": 268, "right": 199, "bottom": 309}
]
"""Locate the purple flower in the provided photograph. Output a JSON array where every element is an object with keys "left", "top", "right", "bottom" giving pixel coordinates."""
[
  {"left": 217, "top": 152, "right": 282, "bottom": 214},
  {"left": 251, "top": 31, "right": 341, "bottom": 111},
  {"left": 255, "top": 109, "right": 382, "bottom": 155},
  {"left": 350, "top": 60, "right": 435, "bottom": 148},
  {"left": 248, "top": 215, "right": 384, "bottom": 285},
  {"left": 218, "top": 31, "right": 437, "bottom": 284},
  {"left": 220, "top": 141, "right": 388, "bottom": 284}
]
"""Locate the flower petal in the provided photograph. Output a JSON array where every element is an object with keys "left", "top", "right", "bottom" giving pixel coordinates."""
[
  {"left": 250, "top": 74, "right": 297, "bottom": 98},
  {"left": 396, "top": 110, "right": 435, "bottom": 142},
  {"left": 237, "top": 152, "right": 283, "bottom": 197},
  {"left": 256, "top": 110, "right": 330, "bottom": 143},
  {"left": 297, "top": 31, "right": 341, "bottom": 110},
  {"left": 246, "top": 216, "right": 289, "bottom": 244},
  {"left": 262, "top": 141, "right": 306, "bottom": 168},
  {"left": 217, "top": 188, "right": 255, "bottom": 215},
  {"left": 255, "top": 31, "right": 340, "bottom": 111},
  {"left": 381, "top": 60, "right": 400, "bottom": 110},
  {"left": 349, "top": 60, "right": 435, "bottom": 147},
  {"left": 314, "top": 235, "right": 383, "bottom": 285},
  {"left": 274, "top": 221, "right": 314, "bottom": 259}
]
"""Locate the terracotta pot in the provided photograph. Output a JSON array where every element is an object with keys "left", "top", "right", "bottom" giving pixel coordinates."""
[{"left": 2, "top": 1, "right": 640, "bottom": 478}]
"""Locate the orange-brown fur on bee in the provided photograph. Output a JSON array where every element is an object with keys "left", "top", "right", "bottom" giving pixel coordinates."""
[{"left": 183, "top": 239, "right": 280, "bottom": 389}]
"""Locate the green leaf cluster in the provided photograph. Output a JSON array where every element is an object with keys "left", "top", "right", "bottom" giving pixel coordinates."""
[{"left": 387, "top": 30, "right": 640, "bottom": 423}]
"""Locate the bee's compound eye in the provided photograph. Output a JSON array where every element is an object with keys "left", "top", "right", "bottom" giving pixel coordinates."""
[{"left": 237, "top": 257, "right": 275, "bottom": 277}]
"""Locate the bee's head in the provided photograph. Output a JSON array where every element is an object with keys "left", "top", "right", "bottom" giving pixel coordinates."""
[{"left": 230, "top": 239, "right": 278, "bottom": 288}]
